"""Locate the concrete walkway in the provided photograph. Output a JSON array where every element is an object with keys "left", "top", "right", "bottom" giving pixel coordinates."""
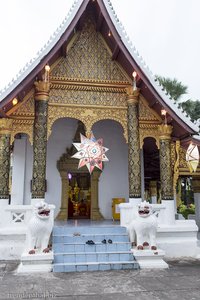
[{"left": 1, "top": 259, "right": 200, "bottom": 300}]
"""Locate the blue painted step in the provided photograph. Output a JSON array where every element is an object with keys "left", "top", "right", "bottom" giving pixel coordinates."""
[
  {"left": 53, "top": 225, "right": 139, "bottom": 272},
  {"left": 54, "top": 251, "right": 133, "bottom": 263},
  {"left": 53, "top": 226, "right": 127, "bottom": 235},
  {"left": 54, "top": 261, "right": 138, "bottom": 272},
  {"left": 53, "top": 241, "right": 131, "bottom": 253},
  {"left": 53, "top": 234, "right": 129, "bottom": 244}
]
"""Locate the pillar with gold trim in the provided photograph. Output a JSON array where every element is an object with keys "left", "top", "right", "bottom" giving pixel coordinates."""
[
  {"left": 158, "top": 124, "right": 175, "bottom": 224},
  {"left": 0, "top": 118, "right": 13, "bottom": 205},
  {"left": 126, "top": 87, "right": 141, "bottom": 204},
  {"left": 192, "top": 177, "right": 200, "bottom": 229},
  {"left": 31, "top": 80, "right": 50, "bottom": 202}
]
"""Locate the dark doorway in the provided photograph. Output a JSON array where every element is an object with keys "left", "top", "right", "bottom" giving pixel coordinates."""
[
  {"left": 143, "top": 137, "right": 160, "bottom": 201},
  {"left": 68, "top": 172, "right": 91, "bottom": 219}
]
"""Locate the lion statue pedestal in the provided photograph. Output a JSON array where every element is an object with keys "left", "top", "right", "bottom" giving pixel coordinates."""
[
  {"left": 18, "top": 201, "right": 55, "bottom": 273},
  {"left": 128, "top": 201, "right": 168, "bottom": 269}
]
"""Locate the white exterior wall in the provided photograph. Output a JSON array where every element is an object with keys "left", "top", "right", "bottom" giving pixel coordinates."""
[
  {"left": 46, "top": 118, "right": 80, "bottom": 217},
  {"left": 11, "top": 138, "right": 26, "bottom": 205},
  {"left": 24, "top": 138, "right": 33, "bottom": 205},
  {"left": 93, "top": 120, "right": 129, "bottom": 219},
  {"left": 11, "top": 136, "right": 33, "bottom": 205},
  {"left": 11, "top": 118, "right": 129, "bottom": 219}
]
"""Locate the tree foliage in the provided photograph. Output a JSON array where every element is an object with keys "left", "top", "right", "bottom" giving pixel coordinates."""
[
  {"left": 156, "top": 75, "right": 200, "bottom": 125},
  {"left": 155, "top": 75, "right": 188, "bottom": 101},
  {"left": 180, "top": 100, "right": 200, "bottom": 122}
]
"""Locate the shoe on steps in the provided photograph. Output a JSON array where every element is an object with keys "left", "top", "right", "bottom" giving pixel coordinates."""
[
  {"left": 86, "top": 240, "right": 95, "bottom": 245},
  {"left": 108, "top": 239, "right": 112, "bottom": 244},
  {"left": 101, "top": 239, "right": 106, "bottom": 244}
]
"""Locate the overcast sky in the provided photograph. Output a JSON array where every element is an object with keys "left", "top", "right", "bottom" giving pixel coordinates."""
[{"left": 0, "top": 0, "right": 200, "bottom": 101}]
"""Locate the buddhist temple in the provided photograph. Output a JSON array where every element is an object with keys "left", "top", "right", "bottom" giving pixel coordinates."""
[{"left": 0, "top": 0, "right": 200, "bottom": 223}]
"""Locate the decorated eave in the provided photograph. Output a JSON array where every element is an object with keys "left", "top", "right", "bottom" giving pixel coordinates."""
[{"left": 0, "top": 0, "right": 199, "bottom": 143}]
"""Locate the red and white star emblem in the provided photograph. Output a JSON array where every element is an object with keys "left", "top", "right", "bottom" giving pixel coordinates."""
[{"left": 72, "top": 133, "right": 109, "bottom": 174}]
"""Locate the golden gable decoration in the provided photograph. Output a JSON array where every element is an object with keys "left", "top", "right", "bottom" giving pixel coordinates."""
[
  {"left": 51, "top": 19, "right": 129, "bottom": 82},
  {"left": 12, "top": 94, "right": 34, "bottom": 117},
  {"left": 139, "top": 96, "right": 161, "bottom": 122}
]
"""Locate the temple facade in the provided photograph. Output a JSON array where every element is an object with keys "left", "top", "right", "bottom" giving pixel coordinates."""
[{"left": 0, "top": 0, "right": 200, "bottom": 223}]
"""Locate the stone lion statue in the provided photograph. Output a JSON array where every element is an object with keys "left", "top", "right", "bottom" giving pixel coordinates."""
[
  {"left": 26, "top": 201, "right": 54, "bottom": 255},
  {"left": 128, "top": 201, "right": 158, "bottom": 250}
]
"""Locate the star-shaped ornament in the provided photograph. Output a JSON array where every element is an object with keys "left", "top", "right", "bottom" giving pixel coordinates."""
[
  {"left": 72, "top": 132, "right": 109, "bottom": 174},
  {"left": 186, "top": 143, "right": 199, "bottom": 173}
]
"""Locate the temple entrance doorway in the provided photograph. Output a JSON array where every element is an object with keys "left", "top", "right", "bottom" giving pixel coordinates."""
[
  {"left": 143, "top": 137, "right": 160, "bottom": 203},
  {"left": 68, "top": 172, "right": 91, "bottom": 219},
  {"left": 56, "top": 119, "right": 103, "bottom": 221}
]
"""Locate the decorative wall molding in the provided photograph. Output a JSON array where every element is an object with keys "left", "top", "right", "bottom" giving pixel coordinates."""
[
  {"left": 48, "top": 104, "right": 128, "bottom": 142},
  {"left": 49, "top": 87, "right": 127, "bottom": 107},
  {"left": 11, "top": 119, "right": 33, "bottom": 145}
]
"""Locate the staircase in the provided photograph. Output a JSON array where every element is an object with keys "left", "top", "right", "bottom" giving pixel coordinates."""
[{"left": 53, "top": 225, "right": 139, "bottom": 272}]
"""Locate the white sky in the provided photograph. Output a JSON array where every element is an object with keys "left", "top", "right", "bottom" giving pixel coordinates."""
[{"left": 0, "top": 0, "right": 200, "bottom": 101}]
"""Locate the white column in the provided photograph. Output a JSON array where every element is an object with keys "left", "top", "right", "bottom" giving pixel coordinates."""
[{"left": 11, "top": 138, "right": 27, "bottom": 205}]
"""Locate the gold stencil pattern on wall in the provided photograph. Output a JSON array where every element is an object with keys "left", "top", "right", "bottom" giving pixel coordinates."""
[
  {"left": 32, "top": 100, "right": 48, "bottom": 199},
  {"left": 127, "top": 102, "right": 141, "bottom": 198},
  {"left": 51, "top": 20, "right": 129, "bottom": 82},
  {"left": 12, "top": 94, "right": 34, "bottom": 117},
  {"left": 159, "top": 139, "right": 173, "bottom": 200},
  {"left": 11, "top": 119, "right": 33, "bottom": 145},
  {"left": 139, "top": 96, "right": 161, "bottom": 121},
  {"left": 49, "top": 88, "right": 127, "bottom": 107},
  {"left": 0, "top": 134, "right": 11, "bottom": 199}
]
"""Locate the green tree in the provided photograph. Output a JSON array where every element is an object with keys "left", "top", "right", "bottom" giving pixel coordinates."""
[
  {"left": 180, "top": 100, "right": 200, "bottom": 122},
  {"left": 155, "top": 75, "right": 188, "bottom": 101},
  {"left": 156, "top": 75, "right": 200, "bottom": 126}
]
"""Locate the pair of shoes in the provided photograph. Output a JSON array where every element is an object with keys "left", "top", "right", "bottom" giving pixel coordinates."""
[
  {"left": 86, "top": 240, "right": 95, "bottom": 245},
  {"left": 101, "top": 239, "right": 113, "bottom": 244}
]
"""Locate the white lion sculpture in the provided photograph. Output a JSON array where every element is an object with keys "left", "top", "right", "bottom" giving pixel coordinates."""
[
  {"left": 26, "top": 201, "right": 53, "bottom": 255},
  {"left": 128, "top": 201, "right": 158, "bottom": 250}
]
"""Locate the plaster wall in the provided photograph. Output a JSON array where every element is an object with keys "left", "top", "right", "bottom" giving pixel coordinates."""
[
  {"left": 46, "top": 118, "right": 78, "bottom": 217},
  {"left": 24, "top": 138, "right": 33, "bottom": 205},
  {"left": 93, "top": 120, "right": 129, "bottom": 219},
  {"left": 11, "top": 136, "right": 33, "bottom": 205},
  {"left": 11, "top": 138, "right": 26, "bottom": 205}
]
